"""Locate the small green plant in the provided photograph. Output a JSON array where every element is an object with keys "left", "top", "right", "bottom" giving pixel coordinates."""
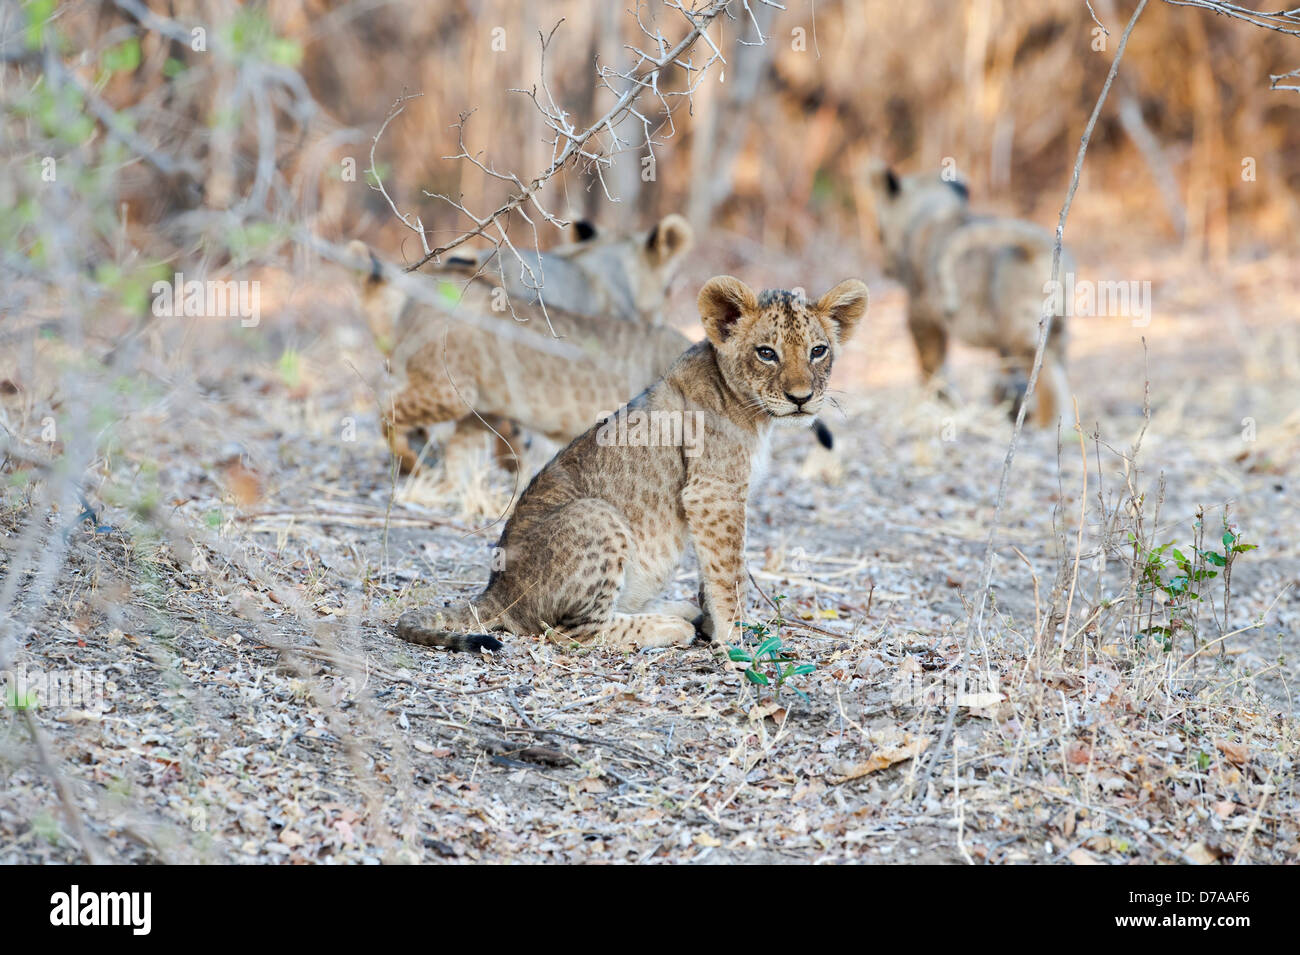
[
  {"left": 727, "top": 595, "right": 816, "bottom": 701},
  {"left": 277, "top": 347, "right": 301, "bottom": 389},
  {"left": 4, "top": 684, "right": 39, "bottom": 710},
  {"left": 1130, "top": 511, "right": 1256, "bottom": 652}
]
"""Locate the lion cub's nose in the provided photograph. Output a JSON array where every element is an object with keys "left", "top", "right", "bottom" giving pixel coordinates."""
[{"left": 784, "top": 390, "right": 813, "bottom": 407}]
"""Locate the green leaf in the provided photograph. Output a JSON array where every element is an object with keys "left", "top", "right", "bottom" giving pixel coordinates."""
[
  {"left": 103, "top": 37, "right": 141, "bottom": 73},
  {"left": 744, "top": 670, "right": 769, "bottom": 686},
  {"left": 436, "top": 280, "right": 461, "bottom": 306},
  {"left": 1203, "top": 552, "right": 1226, "bottom": 567},
  {"left": 792, "top": 664, "right": 816, "bottom": 676},
  {"left": 24, "top": 0, "right": 55, "bottom": 50},
  {"left": 755, "top": 636, "right": 782, "bottom": 658},
  {"left": 269, "top": 38, "right": 303, "bottom": 67},
  {"left": 1222, "top": 531, "right": 1236, "bottom": 548},
  {"left": 727, "top": 648, "right": 751, "bottom": 663}
]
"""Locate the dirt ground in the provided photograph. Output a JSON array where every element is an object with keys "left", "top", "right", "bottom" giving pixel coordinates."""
[{"left": 1, "top": 239, "right": 1297, "bottom": 865}]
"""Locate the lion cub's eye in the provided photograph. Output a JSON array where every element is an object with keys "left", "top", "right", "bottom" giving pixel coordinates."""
[
  {"left": 755, "top": 346, "right": 778, "bottom": 363},
  {"left": 810, "top": 344, "right": 828, "bottom": 360}
]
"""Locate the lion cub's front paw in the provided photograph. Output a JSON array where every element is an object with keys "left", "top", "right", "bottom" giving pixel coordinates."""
[{"left": 692, "top": 613, "right": 711, "bottom": 645}]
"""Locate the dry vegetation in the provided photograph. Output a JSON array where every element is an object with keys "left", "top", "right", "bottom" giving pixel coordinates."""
[{"left": 1, "top": 0, "right": 1297, "bottom": 864}]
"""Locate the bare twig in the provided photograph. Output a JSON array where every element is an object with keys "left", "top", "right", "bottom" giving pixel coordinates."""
[
  {"left": 915, "top": 0, "right": 1151, "bottom": 806},
  {"left": 368, "top": 0, "right": 750, "bottom": 271}
]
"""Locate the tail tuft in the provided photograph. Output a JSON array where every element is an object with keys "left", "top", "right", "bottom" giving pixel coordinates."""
[
  {"left": 812, "top": 418, "right": 834, "bottom": 450},
  {"left": 393, "top": 608, "right": 504, "bottom": 653},
  {"left": 459, "top": 633, "right": 504, "bottom": 653}
]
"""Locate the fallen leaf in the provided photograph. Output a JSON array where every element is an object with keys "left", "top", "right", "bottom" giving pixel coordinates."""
[
  {"left": 829, "top": 734, "right": 930, "bottom": 783},
  {"left": 958, "top": 691, "right": 1005, "bottom": 708},
  {"left": 1215, "top": 739, "right": 1249, "bottom": 765},
  {"left": 1069, "top": 848, "right": 1102, "bottom": 865},
  {"left": 1066, "top": 741, "right": 1092, "bottom": 766},
  {"left": 748, "top": 702, "right": 785, "bottom": 722},
  {"left": 1185, "top": 841, "right": 1218, "bottom": 865}
]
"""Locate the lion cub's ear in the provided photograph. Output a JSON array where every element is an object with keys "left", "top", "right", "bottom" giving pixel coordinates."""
[
  {"left": 646, "top": 213, "right": 694, "bottom": 268},
  {"left": 698, "top": 275, "right": 758, "bottom": 347},
  {"left": 867, "top": 160, "right": 902, "bottom": 200},
  {"left": 815, "top": 280, "right": 869, "bottom": 346},
  {"left": 345, "top": 240, "right": 384, "bottom": 285},
  {"left": 345, "top": 239, "right": 369, "bottom": 267}
]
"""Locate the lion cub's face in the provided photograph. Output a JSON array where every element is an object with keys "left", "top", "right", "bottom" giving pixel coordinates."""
[
  {"left": 697, "top": 276, "right": 868, "bottom": 426},
  {"left": 346, "top": 240, "right": 406, "bottom": 354},
  {"left": 868, "top": 162, "right": 969, "bottom": 278},
  {"left": 552, "top": 213, "right": 694, "bottom": 321}
]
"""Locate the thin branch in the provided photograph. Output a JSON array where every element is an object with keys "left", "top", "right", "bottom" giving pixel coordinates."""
[
  {"left": 372, "top": 0, "right": 740, "bottom": 271},
  {"left": 913, "top": 0, "right": 1152, "bottom": 807}
]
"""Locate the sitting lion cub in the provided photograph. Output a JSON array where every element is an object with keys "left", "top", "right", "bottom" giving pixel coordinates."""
[
  {"left": 869, "top": 163, "right": 1072, "bottom": 426},
  {"left": 390, "top": 276, "right": 868, "bottom": 652}
]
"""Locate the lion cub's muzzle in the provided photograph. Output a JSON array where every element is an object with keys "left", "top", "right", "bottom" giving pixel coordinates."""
[{"left": 766, "top": 391, "right": 824, "bottom": 422}]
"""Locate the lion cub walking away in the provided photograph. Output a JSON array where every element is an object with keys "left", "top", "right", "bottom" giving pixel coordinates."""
[
  {"left": 869, "top": 163, "right": 1072, "bottom": 426},
  {"left": 392, "top": 276, "right": 869, "bottom": 652}
]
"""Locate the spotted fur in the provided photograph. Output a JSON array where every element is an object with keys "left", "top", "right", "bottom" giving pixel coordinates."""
[
  {"left": 347, "top": 239, "right": 691, "bottom": 474},
  {"left": 392, "top": 275, "right": 869, "bottom": 653}
]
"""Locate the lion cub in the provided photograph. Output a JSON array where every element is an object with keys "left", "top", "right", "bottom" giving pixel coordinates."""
[
  {"left": 443, "top": 214, "right": 694, "bottom": 323},
  {"left": 391, "top": 276, "right": 868, "bottom": 652},
  {"left": 869, "top": 163, "right": 1072, "bottom": 426},
  {"left": 348, "top": 241, "right": 692, "bottom": 474}
]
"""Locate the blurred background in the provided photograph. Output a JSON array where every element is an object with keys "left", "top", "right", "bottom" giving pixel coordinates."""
[
  {"left": 5, "top": 0, "right": 1298, "bottom": 288},
  {"left": 315, "top": 0, "right": 1300, "bottom": 262}
]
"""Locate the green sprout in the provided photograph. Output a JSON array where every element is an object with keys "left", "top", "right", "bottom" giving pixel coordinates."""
[{"left": 727, "top": 596, "right": 816, "bottom": 701}]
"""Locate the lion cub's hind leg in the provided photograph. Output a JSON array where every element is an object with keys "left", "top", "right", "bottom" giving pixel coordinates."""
[
  {"left": 907, "top": 310, "right": 959, "bottom": 403},
  {"left": 531, "top": 501, "right": 696, "bottom": 651},
  {"left": 385, "top": 373, "right": 481, "bottom": 474}
]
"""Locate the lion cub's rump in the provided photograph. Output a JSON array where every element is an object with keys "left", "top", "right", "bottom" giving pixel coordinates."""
[{"left": 869, "top": 163, "right": 1072, "bottom": 426}]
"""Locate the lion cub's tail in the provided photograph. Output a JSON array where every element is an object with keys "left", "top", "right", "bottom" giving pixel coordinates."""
[{"left": 392, "top": 604, "right": 504, "bottom": 653}]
